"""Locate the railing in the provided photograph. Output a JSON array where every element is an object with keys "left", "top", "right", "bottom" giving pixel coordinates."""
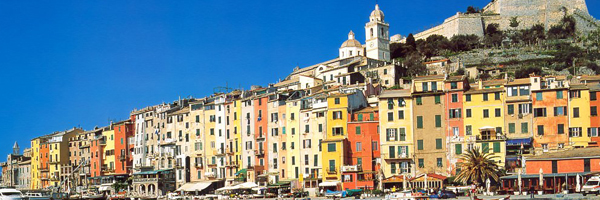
[
  {"left": 160, "top": 139, "right": 176, "bottom": 146},
  {"left": 255, "top": 149, "right": 265, "bottom": 156},
  {"left": 133, "top": 178, "right": 159, "bottom": 183},
  {"left": 327, "top": 169, "right": 337, "bottom": 174},
  {"left": 99, "top": 140, "right": 106, "bottom": 145},
  {"left": 119, "top": 155, "right": 127, "bottom": 161},
  {"left": 476, "top": 134, "right": 507, "bottom": 141},
  {"left": 341, "top": 165, "right": 362, "bottom": 172}
]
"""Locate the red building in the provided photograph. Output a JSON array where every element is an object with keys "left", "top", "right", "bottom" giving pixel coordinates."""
[
  {"left": 39, "top": 142, "right": 50, "bottom": 188},
  {"left": 90, "top": 129, "right": 105, "bottom": 178},
  {"left": 443, "top": 75, "right": 469, "bottom": 175},
  {"left": 113, "top": 118, "right": 135, "bottom": 175},
  {"left": 500, "top": 148, "right": 600, "bottom": 194},
  {"left": 343, "top": 107, "right": 380, "bottom": 190},
  {"left": 590, "top": 85, "right": 600, "bottom": 146},
  {"left": 253, "top": 95, "right": 268, "bottom": 181}
]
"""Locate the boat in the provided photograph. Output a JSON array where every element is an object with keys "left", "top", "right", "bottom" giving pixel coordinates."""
[
  {"left": 384, "top": 190, "right": 428, "bottom": 200},
  {"left": 24, "top": 192, "right": 50, "bottom": 200},
  {"left": 0, "top": 188, "right": 25, "bottom": 200},
  {"left": 81, "top": 193, "right": 106, "bottom": 200}
]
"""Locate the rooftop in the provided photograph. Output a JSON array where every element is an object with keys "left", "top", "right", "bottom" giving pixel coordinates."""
[
  {"left": 379, "top": 89, "right": 411, "bottom": 98},
  {"left": 527, "top": 147, "right": 600, "bottom": 160}
]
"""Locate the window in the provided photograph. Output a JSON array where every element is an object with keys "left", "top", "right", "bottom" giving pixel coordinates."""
[
  {"left": 422, "top": 82, "right": 428, "bottom": 92},
  {"left": 435, "top": 95, "right": 441, "bottom": 104},
  {"left": 398, "top": 110, "right": 405, "bottom": 119},
  {"left": 569, "top": 90, "right": 581, "bottom": 98},
  {"left": 387, "top": 112, "right": 393, "bottom": 121},
  {"left": 327, "top": 143, "right": 336, "bottom": 152},
  {"left": 534, "top": 108, "right": 547, "bottom": 117},
  {"left": 508, "top": 123, "right": 515, "bottom": 134},
  {"left": 558, "top": 124, "right": 565, "bottom": 134},
  {"left": 592, "top": 92, "right": 597, "bottom": 101},
  {"left": 332, "top": 127, "right": 343, "bottom": 136},
  {"left": 508, "top": 86, "right": 518, "bottom": 97},
  {"left": 569, "top": 127, "right": 582, "bottom": 137},
  {"left": 386, "top": 128, "right": 397, "bottom": 141},
  {"left": 416, "top": 97, "right": 422, "bottom": 105},
  {"left": 451, "top": 94, "right": 458, "bottom": 102},
  {"left": 399, "top": 128, "right": 406, "bottom": 141},
  {"left": 592, "top": 106, "right": 598, "bottom": 116},
  {"left": 466, "top": 109, "right": 472, "bottom": 118},
  {"left": 573, "top": 107, "right": 580, "bottom": 118},
  {"left": 417, "top": 116, "right": 423, "bottom": 128},
  {"left": 389, "top": 146, "right": 395, "bottom": 158},
  {"left": 483, "top": 93, "right": 489, "bottom": 101},
  {"left": 519, "top": 86, "right": 530, "bottom": 96},
  {"left": 437, "top": 158, "right": 443, "bottom": 167},
  {"left": 435, "top": 138, "right": 442, "bottom": 149},
  {"left": 390, "top": 162, "right": 396, "bottom": 174},
  {"left": 332, "top": 111, "right": 342, "bottom": 119},
  {"left": 466, "top": 125, "right": 472, "bottom": 135},
  {"left": 521, "top": 122, "right": 528, "bottom": 133},
  {"left": 435, "top": 115, "right": 442, "bottom": 127},
  {"left": 543, "top": 144, "right": 549, "bottom": 153},
  {"left": 418, "top": 159, "right": 424, "bottom": 168},
  {"left": 507, "top": 105, "right": 514, "bottom": 115},
  {"left": 537, "top": 125, "right": 544, "bottom": 135},
  {"left": 554, "top": 106, "right": 567, "bottom": 116},
  {"left": 494, "top": 92, "right": 500, "bottom": 100},
  {"left": 449, "top": 109, "right": 461, "bottom": 118},
  {"left": 334, "top": 98, "right": 340, "bottom": 104},
  {"left": 417, "top": 140, "right": 423, "bottom": 150},
  {"left": 318, "top": 124, "right": 323, "bottom": 132},
  {"left": 556, "top": 91, "right": 563, "bottom": 99},
  {"left": 453, "top": 127, "right": 459, "bottom": 137},
  {"left": 493, "top": 142, "right": 501, "bottom": 153},
  {"left": 588, "top": 128, "right": 599, "bottom": 137},
  {"left": 455, "top": 144, "right": 462, "bottom": 155},
  {"left": 355, "top": 142, "right": 362, "bottom": 152},
  {"left": 431, "top": 82, "right": 437, "bottom": 91},
  {"left": 465, "top": 94, "right": 471, "bottom": 102},
  {"left": 355, "top": 126, "right": 361, "bottom": 135},
  {"left": 387, "top": 99, "right": 394, "bottom": 109},
  {"left": 536, "top": 92, "right": 543, "bottom": 101},
  {"left": 328, "top": 160, "right": 335, "bottom": 173},
  {"left": 451, "top": 82, "right": 458, "bottom": 89},
  {"left": 495, "top": 108, "right": 501, "bottom": 117},
  {"left": 482, "top": 143, "right": 489, "bottom": 153},
  {"left": 483, "top": 109, "right": 489, "bottom": 118}
]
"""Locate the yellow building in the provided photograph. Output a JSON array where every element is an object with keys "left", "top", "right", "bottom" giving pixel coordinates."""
[
  {"left": 30, "top": 138, "right": 41, "bottom": 189},
  {"left": 286, "top": 99, "right": 301, "bottom": 180},
  {"left": 233, "top": 99, "right": 243, "bottom": 171},
  {"left": 48, "top": 128, "right": 83, "bottom": 187},
  {"left": 203, "top": 103, "right": 217, "bottom": 180},
  {"left": 321, "top": 93, "right": 349, "bottom": 188},
  {"left": 102, "top": 129, "right": 116, "bottom": 174},
  {"left": 568, "top": 85, "right": 591, "bottom": 147},
  {"left": 378, "top": 90, "right": 413, "bottom": 182},
  {"left": 463, "top": 80, "right": 506, "bottom": 167}
]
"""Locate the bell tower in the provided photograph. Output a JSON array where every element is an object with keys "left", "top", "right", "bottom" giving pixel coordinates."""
[{"left": 365, "top": 4, "right": 390, "bottom": 61}]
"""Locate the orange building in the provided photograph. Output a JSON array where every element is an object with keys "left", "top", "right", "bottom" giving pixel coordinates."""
[
  {"left": 114, "top": 119, "right": 135, "bottom": 175},
  {"left": 590, "top": 86, "right": 600, "bottom": 146},
  {"left": 343, "top": 107, "right": 380, "bottom": 190},
  {"left": 532, "top": 88, "right": 570, "bottom": 153},
  {"left": 443, "top": 75, "right": 469, "bottom": 175},
  {"left": 253, "top": 95, "right": 268, "bottom": 183},
  {"left": 39, "top": 142, "right": 50, "bottom": 188}
]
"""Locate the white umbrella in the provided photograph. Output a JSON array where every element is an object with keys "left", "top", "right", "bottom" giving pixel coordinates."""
[
  {"left": 486, "top": 178, "right": 491, "bottom": 195},
  {"left": 518, "top": 168, "right": 522, "bottom": 194},
  {"left": 424, "top": 174, "right": 428, "bottom": 190},
  {"left": 539, "top": 168, "right": 544, "bottom": 188},
  {"left": 576, "top": 174, "right": 581, "bottom": 192}
]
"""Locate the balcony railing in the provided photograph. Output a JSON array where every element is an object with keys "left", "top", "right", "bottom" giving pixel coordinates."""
[
  {"left": 476, "top": 134, "right": 507, "bottom": 141},
  {"left": 341, "top": 165, "right": 362, "bottom": 172},
  {"left": 119, "top": 155, "right": 127, "bottom": 161},
  {"left": 133, "top": 178, "right": 158, "bottom": 183},
  {"left": 255, "top": 149, "right": 265, "bottom": 156},
  {"left": 327, "top": 169, "right": 337, "bottom": 174}
]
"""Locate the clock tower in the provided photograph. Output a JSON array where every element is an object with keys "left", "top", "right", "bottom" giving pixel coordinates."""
[{"left": 365, "top": 4, "right": 390, "bottom": 61}]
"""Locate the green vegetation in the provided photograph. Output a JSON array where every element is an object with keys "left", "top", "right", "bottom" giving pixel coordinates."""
[{"left": 455, "top": 147, "right": 502, "bottom": 185}]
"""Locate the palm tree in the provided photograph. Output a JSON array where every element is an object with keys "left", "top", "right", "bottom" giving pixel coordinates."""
[{"left": 455, "top": 146, "right": 501, "bottom": 186}]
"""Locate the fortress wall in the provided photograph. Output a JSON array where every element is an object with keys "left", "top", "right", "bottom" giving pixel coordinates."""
[{"left": 413, "top": 13, "right": 484, "bottom": 41}]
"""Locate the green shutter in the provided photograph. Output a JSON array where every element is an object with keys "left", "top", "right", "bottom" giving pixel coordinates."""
[
  {"left": 482, "top": 143, "right": 489, "bottom": 153},
  {"left": 405, "top": 146, "right": 409, "bottom": 157},
  {"left": 435, "top": 115, "right": 441, "bottom": 127},
  {"left": 556, "top": 91, "right": 563, "bottom": 99},
  {"left": 399, "top": 128, "right": 406, "bottom": 141},
  {"left": 436, "top": 138, "right": 442, "bottom": 149},
  {"left": 521, "top": 122, "right": 528, "bottom": 133},
  {"left": 455, "top": 144, "right": 462, "bottom": 155},
  {"left": 358, "top": 114, "right": 363, "bottom": 121},
  {"left": 370, "top": 113, "right": 374, "bottom": 121},
  {"left": 466, "top": 125, "right": 472, "bottom": 135},
  {"left": 507, "top": 105, "right": 514, "bottom": 115},
  {"left": 536, "top": 92, "right": 543, "bottom": 101},
  {"left": 389, "top": 146, "right": 395, "bottom": 158},
  {"left": 416, "top": 97, "right": 422, "bottom": 105},
  {"left": 356, "top": 126, "right": 361, "bottom": 135},
  {"left": 417, "top": 140, "right": 423, "bottom": 150},
  {"left": 493, "top": 142, "right": 501, "bottom": 153},
  {"left": 417, "top": 116, "right": 423, "bottom": 128},
  {"left": 466, "top": 94, "right": 471, "bottom": 101},
  {"left": 435, "top": 95, "right": 441, "bottom": 104},
  {"left": 509, "top": 123, "right": 515, "bottom": 134}
]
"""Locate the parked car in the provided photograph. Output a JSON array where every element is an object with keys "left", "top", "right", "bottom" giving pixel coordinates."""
[{"left": 582, "top": 176, "right": 600, "bottom": 196}]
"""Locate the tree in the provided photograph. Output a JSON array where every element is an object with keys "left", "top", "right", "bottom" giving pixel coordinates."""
[
  {"left": 455, "top": 147, "right": 502, "bottom": 186},
  {"left": 509, "top": 16, "right": 520, "bottom": 28},
  {"left": 450, "top": 34, "right": 480, "bottom": 52},
  {"left": 553, "top": 43, "right": 584, "bottom": 71},
  {"left": 484, "top": 23, "right": 503, "bottom": 47},
  {"left": 404, "top": 53, "right": 427, "bottom": 76},
  {"left": 466, "top": 6, "right": 480, "bottom": 14},
  {"left": 515, "top": 66, "right": 543, "bottom": 78},
  {"left": 406, "top": 33, "right": 416, "bottom": 49},
  {"left": 521, "top": 24, "right": 546, "bottom": 44},
  {"left": 548, "top": 15, "right": 577, "bottom": 39}
]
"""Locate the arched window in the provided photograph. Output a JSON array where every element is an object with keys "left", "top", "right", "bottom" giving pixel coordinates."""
[{"left": 370, "top": 28, "right": 374, "bottom": 37}]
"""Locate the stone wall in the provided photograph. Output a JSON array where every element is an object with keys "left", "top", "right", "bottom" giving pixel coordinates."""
[{"left": 407, "top": 0, "right": 598, "bottom": 42}]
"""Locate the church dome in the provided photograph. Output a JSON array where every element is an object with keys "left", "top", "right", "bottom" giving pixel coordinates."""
[
  {"left": 370, "top": 4, "right": 385, "bottom": 22},
  {"left": 340, "top": 31, "right": 363, "bottom": 48}
]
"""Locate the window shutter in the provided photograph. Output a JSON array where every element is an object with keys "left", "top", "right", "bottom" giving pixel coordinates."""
[{"left": 394, "top": 129, "right": 398, "bottom": 141}]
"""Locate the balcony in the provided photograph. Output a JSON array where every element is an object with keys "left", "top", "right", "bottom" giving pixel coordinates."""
[
  {"left": 327, "top": 169, "right": 337, "bottom": 174},
  {"left": 195, "top": 163, "right": 203, "bottom": 169},
  {"left": 79, "top": 144, "right": 90, "bottom": 149},
  {"left": 226, "top": 161, "right": 237, "bottom": 167},
  {"left": 255, "top": 149, "right": 265, "bottom": 156},
  {"left": 133, "top": 178, "right": 159, "bottom": 183},
  {"left": 214, "top": 149, "right": 225, "bottom": 156},
  {"left": 39, "top": 167, "right": 49, "bottom": 172},
  {"left": 175, "top": 163, "right": 184, "bottom": 169},
  {"left": 204, "top": 172, "right": 216, "bottom": 178},
  {"left": 476, "top": 134, "right": 507, "bottom": 142},
  {"left": 49, "top": 160, "right": 60, "bottom": 164},
  {"left": 160, "top": 138, "right": 176, "bottom": 146},
  {"left": 384, "top": 153, "right": 411, "bottom": 160},
  {"left": 119, "top": 155, "right": 127, "bottom": 161},
  {"left": 256, "top": 135, "right": 266, "bottom": 141},
  {"left": 99, "top": 140, "right": 106, "bottom": 146},
  {"left": 207, "top": 163, "right": 217, "bottom": 167},
  {"left": 226, "top": 148, "right": 234, "bottom": 155},
  {"left": 341, "top": 165, "right": 362, "bottom": 172}
]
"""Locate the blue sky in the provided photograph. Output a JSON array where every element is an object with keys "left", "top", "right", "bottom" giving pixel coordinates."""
[{"left": 0, "top": 0, "right": 599, "bottom": 158}]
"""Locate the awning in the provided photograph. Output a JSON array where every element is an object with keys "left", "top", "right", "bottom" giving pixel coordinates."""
[
  {"left": 177, "top": 181, "right": 213, "bottom": 192},
  {"left": 319, "top": 181, "right": 340, "bottom": 187},
  {"left": 133, "top": 169, "right": 171, "bottom": 175},
  {"left": 216, "top": 185, "right": 236, "bottom": 191},
  {"left": 479, "top": 126, "right": 495, "bottom": 130},
  {"left": 233, "top": 182, "right": 258, "bottom": 189},
  {"left": 235, "top": 169, "right": 247, "bottom": 176},
  {"left": 98, "top": 186, "right": 111, "bottom": 192},
  {"left": 501, "top": 172, "right": 587, "bottom": 179},
  {"left": 507, "top": 138, "right": 532, "bottom": 146}
]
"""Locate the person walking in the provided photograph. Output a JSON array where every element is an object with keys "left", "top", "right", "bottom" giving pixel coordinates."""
[{"left": 529, "top": 186, "right": 535, "bottom": 198}]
